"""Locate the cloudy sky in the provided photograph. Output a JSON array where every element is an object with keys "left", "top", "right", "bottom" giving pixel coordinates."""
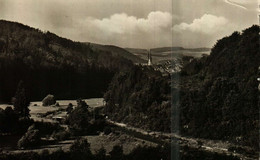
[{"left": 0, "top": 0, "right": 258, "bottom": 48}]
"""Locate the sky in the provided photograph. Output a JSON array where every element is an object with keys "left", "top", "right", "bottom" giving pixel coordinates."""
[{"left": 0, "top": 0, "right": 258, "bottom": 48}]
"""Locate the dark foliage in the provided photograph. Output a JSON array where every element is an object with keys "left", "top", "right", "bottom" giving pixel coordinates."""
[
  {"left": 104, "top": 65, "right": 171, "bottom": 132},
  {"left": 103, "top": 25, "right": 259, "bottom": 152},
  {"left": 52, "top": 130, "right": 71, "bottom": 141},
  {"left": 95, "top": 147, "right": 107, "bottom": 160},
  {"left": 66, "top": 103, "right": 73, "bottom": 114},
  {"left": 66, "top": 99, "right": 92, "bottom": 135},
  {"left": 70, "top": 138, "right": 93, "bottom": 160},
  {"left": 17, "top": 126, "right": 41, "bottom": 149},
  {"left": 109, "top": 145, "right": 124, "bottom": 160},
  {"left": 13, "top": 80, "right": 30, "bottom": 118},
  {"left": 179, "top": 25, "right": 259, "bottom": 150},
  {"left": 0, "top": 107, "right": 33, "bottom": 135},
  {"left": 42, "top": 94, "right": 56, "bottom": 106},
  {"left": 0, "top": 107, "right": 18, "bottom": 133},
  {"left": 66, "top": 99, "right": 106, "bottom": 135},
  {"left": 33, "top": 121, "right": 63, "bottom": 136},
  {"left": 0, "top": 144, "right": 240, "bottom": 160},
  {"left": 0, "top": 20, "right": 133, "bottom": 103}
]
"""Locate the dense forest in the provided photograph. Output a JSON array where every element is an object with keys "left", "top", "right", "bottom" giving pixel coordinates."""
[
  {"left": 104, "top": 25, "right": 259, "bottom": 151},
  {"left": 104, "top": 66, "right": 171, "bottom": 132},
  {"left": 179, "top": 25, "right": 259, "bottom": 149},
  {"left": 0, "top": 20, "right": 133, "bottom": 102}
]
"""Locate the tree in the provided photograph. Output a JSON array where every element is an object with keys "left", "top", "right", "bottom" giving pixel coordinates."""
[
  {"left": 66, "top": 99, "right": 91, "bottom": 135},
  {"left": 70, "top": 138, "right": 93, "bottom": 160},
  {"left": 13, "top": 80, "right": 30, "bottom": 119},
  {"left": 95, "top": 147, "right": 107, "bottom": 160},
  {"left": 17, "top": 125, "right": 41, "bottom": 148},
  {"left": 109, "top": 145, "right": 123, "bottom": 160},
  {"left": 66, "top": 103, "right": 73, "bottom": 114},
  {"left": 42, "top": 94, "right": 56, "bottom": 106}
]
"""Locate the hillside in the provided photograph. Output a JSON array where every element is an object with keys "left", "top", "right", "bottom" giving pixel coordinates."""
[
  {"left": 104, "top": 25, "right": 259, "bottom": 152},
  {"left": 86, "top": 43, "right": 145, "bottom": 63},
  {"left": 125, "top": 47, "right": 211, "bottom": 63},
  {"left": 0, "top": 20, "right": 133, "bottom": 102},
  {"left": 179, "top": 25, "right": 259, "bottom": 150}
]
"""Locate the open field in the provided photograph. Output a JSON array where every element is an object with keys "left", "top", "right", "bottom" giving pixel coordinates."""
[
  {"left": 0, "top": 98, "right": 104, "bottom": 123},
  {"left": 1, "top": 98, "right": 157, "bottom": 155},
  {"left": 5, "top": 133, "right": 157, "bottom": 155}
]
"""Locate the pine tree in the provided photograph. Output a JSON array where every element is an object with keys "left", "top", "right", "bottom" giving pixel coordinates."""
[{"left": 13, "top": 80, "right": 30, "bottom": 119}]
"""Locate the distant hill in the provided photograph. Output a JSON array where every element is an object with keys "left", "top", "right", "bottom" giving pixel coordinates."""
[
  {"left": 124, "top": 48, "right": 148, "bottom": 56},
  {"left": 125, "top": 47, "right": 211, "bottom": 63},
  {"left": 86, "top": 43, "right": 145, "bottom": 63},
  {"left": 151, "top": 47, "right": 210, "bottom": 53},
  {"left": 0, "top": 20, "right": 133, "bottom": 102}
]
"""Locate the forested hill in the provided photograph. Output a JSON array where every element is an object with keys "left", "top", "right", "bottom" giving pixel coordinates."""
[
  {"left": 104, "top": 25, "right": 259, "bottom": 151},
  {"left": 85, "top": 42, "right": 145, "bottom": 63},
  {"left": 179, "top": 25, "right": 259, "bottom": 149},
  {"left": 0, "top": 20, "right": 133, "bottom": 102}
]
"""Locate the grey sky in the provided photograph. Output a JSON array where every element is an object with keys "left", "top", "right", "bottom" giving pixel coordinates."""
[{"left": 0, "top": 0, "right": 258, "bottom": 48}]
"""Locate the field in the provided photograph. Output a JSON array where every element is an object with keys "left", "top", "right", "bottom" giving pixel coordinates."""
[
  {"left": 0, "top": 98, "right": 157, "bottom": 155},
  {"left": 0, "top": 98, "right": 104, "bottom": 123}
]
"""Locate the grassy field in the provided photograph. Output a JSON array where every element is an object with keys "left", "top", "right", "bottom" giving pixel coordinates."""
[
  {"left": 6, "top": 133, "right": 157, "bottom": 155},
  {"left": 1, "top": 98, "right": 158, "bottom": 155},
  {"left": 0, "top": 98, "right": 104, "bottom": 123}
]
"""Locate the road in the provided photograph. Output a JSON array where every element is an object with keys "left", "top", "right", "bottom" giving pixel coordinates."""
[{"left": 106, "top": 119, "right": 257, "bottom": 160}]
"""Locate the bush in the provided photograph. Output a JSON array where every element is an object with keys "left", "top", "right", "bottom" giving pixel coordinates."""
[
  {"left": 33, "top": 121, "right": 62, "bottom": 136},
  {"left": 66, "top": 100, "right": 91, "bottom": 135},
  {"left": 42, "top": 94, "right": 56, "bottom": 106},
  {"left": 66, "top": 103, "right": 73, "bottom": 114},
  {"left": 17, "top": 125, "right": 41, "bottom": 148},
  {"left": 0, "top": 107, "right": 19, "bottom": 133},
  {"left": 109, "top": 145, "right": 123, "bottom": 160},
  {"left": 70, "top": 138, "right": 93, "bottom": 160},
  {"left": 52, "top": 130, "right": 71, "bottom": 141},
  {"left": 95, "top": 147, "right": 107, "bottom": 160},
  {"left": 55, "top": 102, "right": 60, "bottom": 107},
  {"left": 103, "top": 126, "right": 112, "bottom": 135}
]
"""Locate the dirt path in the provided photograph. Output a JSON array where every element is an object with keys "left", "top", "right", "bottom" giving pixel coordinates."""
[{"left": 107, "top": 119, "right": 258, "bottom": 160}]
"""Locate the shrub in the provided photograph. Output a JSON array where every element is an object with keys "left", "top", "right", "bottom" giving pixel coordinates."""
[
  {"left": 17, "top": 125, "right": 41, "bottom": 148},
  {"left": 33, "top": 121, "right": 62, "bottom": 136},
  {"left": 109, "top": 145, "right": 123, "bottom": 160},
  {"left": 52, "top": 130, "right": 71, "bottom": 141},
  {"left": 95, "top": 147, "right": 107, "bottom": 160},
  {"left": 103, "top": 126, "right": 112, "bottom": 135},
  {"left": 55, "top": 102, "right": 60, "bottom": 107},
  {"left": 70, "top": 138, "right": 93, "bottom": 160},
  {"left": 42, "top": 94, "right": 56, "bottom": 106},
  {"left": 66, "top": 100, "right": 91, "bottom": 135},
  {"left": 13, "top": 80, "right": 30, "bottom": 119},
  {"left": 66, "top": 103, "right": 73, "bottom": 114}
]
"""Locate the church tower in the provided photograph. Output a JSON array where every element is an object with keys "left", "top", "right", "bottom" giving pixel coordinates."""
[{"left": 147, "top": 49, "right": 152, "bottom": 66}]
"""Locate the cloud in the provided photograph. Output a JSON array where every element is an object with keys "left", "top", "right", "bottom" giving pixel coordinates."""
[
  {"left": 172, "top": 14, "right": 229, "bottom": 35},
  {"left": 171, "top": 14, "right": 238, "bottom": 48},
  {"left": 87, "top": 11, "right": 173, "bottom": 34},
  {"left": 0, "top": 0, "right": 257, "bottom": 48},
  {"left": 78, "top": 11, "right": 175, "bottom": 48}
]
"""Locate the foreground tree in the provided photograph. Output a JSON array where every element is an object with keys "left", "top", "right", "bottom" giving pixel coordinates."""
[{"left": 13, "top": 80, "right": 30, "bottom": 119}]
